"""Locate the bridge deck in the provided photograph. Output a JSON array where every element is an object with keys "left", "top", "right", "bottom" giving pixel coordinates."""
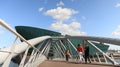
[{"left": 38, "top": 60, "right": 118, "bottom": 67}]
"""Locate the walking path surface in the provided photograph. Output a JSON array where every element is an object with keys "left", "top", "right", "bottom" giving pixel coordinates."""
[{"left": 38, "top": 60, "right": 119, "bottom": 67}]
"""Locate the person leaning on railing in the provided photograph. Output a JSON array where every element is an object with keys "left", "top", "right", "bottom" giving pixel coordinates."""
[{"left": 84, "top": 45, "right": 91, "bottom": 64}]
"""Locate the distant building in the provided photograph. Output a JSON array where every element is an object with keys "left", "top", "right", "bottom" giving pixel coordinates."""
[{"left": 15, "top": 26, "right": 109, "bottom": 56}]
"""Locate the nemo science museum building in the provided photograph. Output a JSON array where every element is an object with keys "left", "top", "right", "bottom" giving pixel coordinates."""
[{"left": 15, "top": 26, "right": 109, "bottom": 57}]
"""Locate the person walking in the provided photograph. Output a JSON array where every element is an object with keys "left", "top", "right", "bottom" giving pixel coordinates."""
[
  {"left": 65, "top": 49, "right": 70, "bottom": 62},
  {"left": 77, "top": 44, "right": 84, "bottom": 63},
  {"left": 84, "top": 45, "right": 91, "bottom": 63}
]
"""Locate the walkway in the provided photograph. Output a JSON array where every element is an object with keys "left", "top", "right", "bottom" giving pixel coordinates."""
[{"left": 38, "top": 60, "right": 119, "bottom": 67}]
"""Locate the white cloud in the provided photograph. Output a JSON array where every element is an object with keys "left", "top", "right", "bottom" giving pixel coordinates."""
[
  {"left": 45, "top": 7, "right": 78, "bottom": 21},
  {"left": 57, "top": 1, "right": 64, "bottom": 6},
  {"left": 112, "top": 25, "right": 120, "bottom": 36},
  {"left": 115, "top": 3, "right": 120, "bottom": 8},
  {"left": 51, "top": 22, "right": 86, "bottom": 36},
  {"left": 69, "top": 22, "right": 81, "bottom": 28},
  {"left": 45, "top": 7, "right": 86, "bottom": 36},
  {"left": 38, "top": 7, "right": 44, "bottom": 12},
  {"left": 0, "top": 25, "right": 4, "bottom": 34}
]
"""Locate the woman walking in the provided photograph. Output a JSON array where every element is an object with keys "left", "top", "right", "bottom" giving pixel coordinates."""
[{"left": 65, "top": 49, "right": 70, "bottom": 62}]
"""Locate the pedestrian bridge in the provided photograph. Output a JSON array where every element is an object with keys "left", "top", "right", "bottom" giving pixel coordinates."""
[
  {"left": 38, "top": 60, "right": 119, "bottom": 67},
  {"left": 0, "top": 19, "right": 120, "bottom": 67}
]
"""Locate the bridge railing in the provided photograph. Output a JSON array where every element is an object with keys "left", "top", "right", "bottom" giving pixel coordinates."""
[
  {"left": 0, "top": 19, "right": 51, "bottom": 67},
  {"left": 50, "top": 36, "right": 120, "bottom": 66},
  {"left": 0, "top": 19, "right": 120, "bottom": 67}
]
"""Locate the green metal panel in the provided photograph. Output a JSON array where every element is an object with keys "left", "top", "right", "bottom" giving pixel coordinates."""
[
  {"left": 88, "top": 42, "right": 109, "bottom": 55},
  {"left": 59, "top": 39, "right": 109, "bottom": 56},
  {"left": 15, "top": 26, "right": 61, "bottom": 40},
  {"left": 15, "top": 26, "right": 109, "bottom": 56}
]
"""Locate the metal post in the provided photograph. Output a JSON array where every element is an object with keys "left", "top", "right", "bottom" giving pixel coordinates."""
[
  {"left": 33, "top": 40, "right": 46, "bottom": 61},
  {"left": 2, "top": 37, "right": 18, "bottom": 67},
  {"left": 44, "top": 43, "right": 51, "bottom": 57},
  {"left": 87, "top": 40, "right": 118, "bottom": 65},
  {"left": 19, "top": 46, "right": 30, "bottom": 67},
  {"left": 27, "top": 40, "right": 50, "bottom": 67},
  {"left": 58, "top": 40, "right": 66, "bottom": 54},
  {"left": 92, "top": 55, "right": 96, "bottom": 62},
  {"left": 59, "top": 40, "right": 72, "bottom": 58},
  {"left": 55, "top": 42, "right": 65, "bottom": 58},
  {"left": 103, "top": 54, "right": 108, "bottom": 64},
  {"left": 67, "top": 39, "right": 80, "bottom": 58},
  {"left": 53, "top": 44, "right": 63, "bottom": 59},
  {"left": 39, "top": 40, "right": 50, "bottom": 57},
  {"left": 59, "top": 40, "right": 67, "bottom": 50},
  {"left": 67, "top": 39, "right": 78, "bottom": 53},
  {"left": 96, "top": 53, "right": 101, "bottom": 63},
  {"left": 68, "top": 41, "right": 73, "bottom": 59}
]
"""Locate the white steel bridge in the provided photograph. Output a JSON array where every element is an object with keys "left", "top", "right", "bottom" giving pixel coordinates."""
[{"left": 0, "top": 19, "right": 120, "bottom": 67}]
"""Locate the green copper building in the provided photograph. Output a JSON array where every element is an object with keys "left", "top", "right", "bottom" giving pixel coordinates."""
[{"left": 15, "top": 26, "right": 109, "bottom": 56}]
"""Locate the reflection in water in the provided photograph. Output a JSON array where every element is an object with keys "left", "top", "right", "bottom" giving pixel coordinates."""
[
  {"left": 0, "top": 61, "right": 18, "bottom": 67},
  {"left": 9, "top": 61, "right": 19, "bottom": 67}
]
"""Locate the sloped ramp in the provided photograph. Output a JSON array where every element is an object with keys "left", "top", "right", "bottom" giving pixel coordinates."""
[{"left": 38, "top": 60, "right": 117, "bottom": 67}]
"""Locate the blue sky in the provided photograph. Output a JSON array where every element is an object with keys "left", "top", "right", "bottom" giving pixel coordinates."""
[{"left": 0, "top": 0, "right": 120, "bottom": 49}]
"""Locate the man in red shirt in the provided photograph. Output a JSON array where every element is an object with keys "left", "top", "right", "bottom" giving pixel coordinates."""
[{"left": 77, "top": 44, "right": 84, "bottom": 63}]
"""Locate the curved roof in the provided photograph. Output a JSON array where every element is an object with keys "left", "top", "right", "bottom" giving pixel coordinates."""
[{"left": 15, "top": 26, "right": 61, "bottom": 40}]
